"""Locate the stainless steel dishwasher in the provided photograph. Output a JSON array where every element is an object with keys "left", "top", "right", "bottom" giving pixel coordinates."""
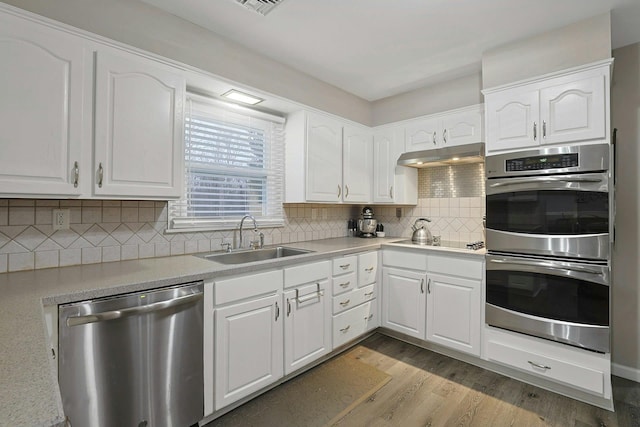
[{"left": 58, "top": 281, "right": 204, "bottom": 427}]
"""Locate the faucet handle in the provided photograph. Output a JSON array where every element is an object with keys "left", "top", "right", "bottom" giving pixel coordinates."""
[{"left": 221, "top": 242, "right": 232, "bottom": 253}]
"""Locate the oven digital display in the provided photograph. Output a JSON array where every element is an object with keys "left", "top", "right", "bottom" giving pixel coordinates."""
[{"left": 505, "top": 153, "right": 578, "bottom": 171}]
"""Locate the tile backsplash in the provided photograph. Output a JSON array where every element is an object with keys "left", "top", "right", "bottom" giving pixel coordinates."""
[{"left": 0, "top": 200, "right": 356, "bottom": 273}]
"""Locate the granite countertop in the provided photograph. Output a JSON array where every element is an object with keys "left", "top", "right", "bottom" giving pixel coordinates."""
[{"left": 0, "top": 236, "right": 482, "bottom": 426}]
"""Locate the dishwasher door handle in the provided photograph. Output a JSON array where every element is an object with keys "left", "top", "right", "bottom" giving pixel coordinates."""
[{"left": 66, "top": 292, "right": 203, "bottom": 327}]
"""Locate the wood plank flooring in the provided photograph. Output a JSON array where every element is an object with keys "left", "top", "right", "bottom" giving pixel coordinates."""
[{"left": 209, "top": 333, "right": 640, "bottom": 427}]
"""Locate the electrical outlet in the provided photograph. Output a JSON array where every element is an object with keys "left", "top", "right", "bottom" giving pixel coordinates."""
[
  {"left": 52, "top": 209, "right": 70, "bottom": 231},
  {"left": 396, "top": 208, "right": 402, "bottom": 218}
]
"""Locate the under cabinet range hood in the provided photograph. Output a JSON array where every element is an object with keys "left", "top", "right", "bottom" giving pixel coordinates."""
[{"left": 397, "top": 143, "right": 485, "bottom": 168}]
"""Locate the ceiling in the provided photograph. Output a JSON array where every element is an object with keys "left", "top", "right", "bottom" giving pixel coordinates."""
[{"left": 141, "top": 0, "right": 640, "bottom": 101}]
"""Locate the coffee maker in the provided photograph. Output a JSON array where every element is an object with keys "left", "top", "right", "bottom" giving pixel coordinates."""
[{"left": 358, "top": 206, "right": 378, "bottom": 238}]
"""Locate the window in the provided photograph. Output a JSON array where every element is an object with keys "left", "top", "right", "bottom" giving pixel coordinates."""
[{"left": 168, "top": 94, "right": 285, "bottom": 231}]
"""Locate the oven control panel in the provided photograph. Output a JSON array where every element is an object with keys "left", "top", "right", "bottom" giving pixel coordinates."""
[{"left": 505, "top": 153, "right": 578, "bottom": 171}]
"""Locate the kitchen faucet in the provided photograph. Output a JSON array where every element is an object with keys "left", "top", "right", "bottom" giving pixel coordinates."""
[{"left": 238, "top": 215, "right": 264, "bottom": 249}]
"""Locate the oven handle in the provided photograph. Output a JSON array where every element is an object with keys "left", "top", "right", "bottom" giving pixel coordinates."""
[
  {"left": 488, "top": 258, "right": 603, "bottom": 275},
  {"left": 488, "top": 176, "right": 603, "bottom": 188}
]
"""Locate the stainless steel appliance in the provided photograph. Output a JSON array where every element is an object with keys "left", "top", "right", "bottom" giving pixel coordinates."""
[
  {"left": 485, "top": 143, "right": 610, "bottom": 260},
  {"left": 358, "top": 206, "right": 378, "bottom": 238},
  {"left": 485, "top": 143, "right": 612, "bottom": 353},
  {"left": 410, "top": 218, "right": 433, "bottom": 244},
  {"left": 58, "top": 282, "right": 204, "bottom": 427}
]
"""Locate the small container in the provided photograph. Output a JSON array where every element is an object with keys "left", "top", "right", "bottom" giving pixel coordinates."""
[{"left": 376, "top": 223, "right": 385, "bottom": 237}]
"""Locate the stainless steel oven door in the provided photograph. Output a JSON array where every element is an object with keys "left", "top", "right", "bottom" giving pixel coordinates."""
[
  {"left": 486, "top": 172, "right": 610, "bottom": 260},
  {"left": 485, "top": 253, "right": 610, "bottom": 353}
]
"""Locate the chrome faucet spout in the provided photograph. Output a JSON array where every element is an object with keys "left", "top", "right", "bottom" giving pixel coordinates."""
[{"left": 239, "top": 215, "right": 258, "bottom": 249}]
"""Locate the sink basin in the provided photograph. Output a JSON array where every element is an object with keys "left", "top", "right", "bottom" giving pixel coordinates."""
[{"left": 199, "top": 246, "right": 313, "bottom": 265}]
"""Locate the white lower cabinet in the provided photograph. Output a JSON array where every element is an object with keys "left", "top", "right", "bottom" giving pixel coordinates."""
[
  {"left": 484, "top": 326, "right": 612, "bottom": 399},
  {"left": 333, "top": 300, "right": 377, "bottom": 348},
  {"left": 283, "top": 261, "right": 332, "bottom": 375},
  {"left": 381, "top": 267, "right": 426, "bottom": 340}
]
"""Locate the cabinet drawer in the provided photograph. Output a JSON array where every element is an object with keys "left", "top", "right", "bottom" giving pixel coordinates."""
[
  {"left": 214, "top": 270, "right": 283, "bottom": 305},
  {"left": 333, "top": 300, "right": 376, "bottom": 349},
  {"left": 332, "top": 271, "right": 357, "bottom": 295},
  {"left": 358, "top": 251, "right": 378, "bottom": 287},
  {"left": 485, "top": 328, "right": 610, "bottom": 397},
  {"left": 284, "top": 260, "right": 331, "bottom": 288},
  {"left": 429, "top": 254, "right": 482, "bottom": 280},
  {"left": 383, "top": 249, "right": 427, "bottom": 271},
  {"left": 332, "top": 284, "right": 376, "bottom": 314},
  {"left": 333, "top": 255, "right": 357, "bottom": 275}
]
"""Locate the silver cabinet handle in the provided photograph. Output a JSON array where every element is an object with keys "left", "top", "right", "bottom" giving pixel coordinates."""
[
  {"left": 389, "top": 186, "right": 393, "bottom": 199},
  {"left": 287, "top": 298, "right": 291, "bottom": 317},
  {"left": 337, "top": 185, "right": 341, "bottom": 198},
  {"left": 98, "top": 162, "right": 104, "bottom": 188},
  {"left": 364, "top": 292, "right": 374, "bottom": 298},
  {"left": 340, "top": 263, "right": 351, "bottom": 270},
  {"left": 66, "top": 292, "right": 202, "bottom": 327},
  {"left": 365, "top": 266, "right": 374, "bottom": 273},
  {"left": 340, "top": 325, "right": 351, "bottom": 333},
  {"left": 296, "top": 282, "right": 323, "bottom": 303},
  {"left": 543, "top": 120, "right": 547, "bottom": 139},
  {"left": 420, "top": 278, "right": 425, "bottom": 294},
  {"left": 339, "top": 299, "right": 351, "bottom": 307},
  {"left": 275, "top": 301, "right": 280, "bottom": 321},
  {"left": 345, "top": 185, "right": 349, "bottom": 198},
  {"left": 533, "top": 122, "right": 537, "bottom": 141},
  {"left": 432, "top": 131, "right": 437, "bottom": 145},
  {"left": 339, "top": 281, "right": 350, "bottom": 288},
  {"left": 528, "top": 360, "right": 551, "bottom": 370},
  {"left": 443, "top": 128, "right": 448, "bottom": 144},
  {"left": 73, "top": 161, "right": 79, "bottom": 188},
  {"left": 427, "top": 278, "right": 431, "bottom": 294},
  {"left": 365, "top": 314, "right": 373, "bottom": 321}
]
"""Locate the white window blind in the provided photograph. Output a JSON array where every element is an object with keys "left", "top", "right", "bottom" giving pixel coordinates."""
[{"left": 168, "top": 94, "right": 285, "bottom": 231}]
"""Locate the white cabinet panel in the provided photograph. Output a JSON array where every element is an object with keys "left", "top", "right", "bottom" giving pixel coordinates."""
[
  {"left": 405, "top": 105, "right": 483, "bottom": 152},
  {"left": 381, "top": 267, "right": 426, "bottom": 340},
  {"left": 485, "top": 89, "right": 539, "bottom": 152},
  {"left": 373, "top": 126, "right": 417, "bottom": 205},
  {"left": 440, "top": 108, "right": 483, "bottom": 147},
  {"left": 284, "top": 280, "right": 331, "bottom": 375},
  {"left": 305, "top": 113, "right": 343, "bottom": 202},
  {"left": 333, "top": 300, "right": 376, "bottom": 348},
  {"left": 358, "top": 251, "right": 378, "bottom": 287},
  {"left": 94, "top": 50, "right": 185, "bottom": 198},
  {"left": 405, "top": 116, "right": 439, "bottom": 151},
  {"left": 343, "top": 125, "right": 372, "bottom": 203},
  {"left": 215, "top": 293, "right": 283, "bottom": 410},
  {"left": 0, "top": 13, "right": 87, "bottom": 197}
]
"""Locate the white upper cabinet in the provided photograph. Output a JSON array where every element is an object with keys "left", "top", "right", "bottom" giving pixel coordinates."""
[
  {"left": 404, "top": 105, "right": 483, "bottom": 152},
  {"left": 373, "top": 127, "right": 417, "bottom": 204},
  {"left": 286, "top": 111, "right": 373, "bottom": 203},
  {"left": 484, "top": 60, "right": 611, "bottom": 154},
  {"left": 93, "top": 50, "right": 185, "bottom": 199},
  {"left": 0, "top": 12, "right": 88, "bottom": 197}
]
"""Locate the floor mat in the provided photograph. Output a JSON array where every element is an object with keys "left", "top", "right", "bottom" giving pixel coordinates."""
[{"left": 207, "top": 351, "right": 391, "bottom": 427}]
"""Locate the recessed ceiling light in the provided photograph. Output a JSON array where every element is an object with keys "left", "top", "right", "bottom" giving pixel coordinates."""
[
  {"left": 222, "top": 89, "right": 264, "bottom": 105},
  {"left": 417, "top": 161, "right": 424, "bottom": 165},
  {"left": 452, "top": 157, "right": 460, "bottom": 161}
]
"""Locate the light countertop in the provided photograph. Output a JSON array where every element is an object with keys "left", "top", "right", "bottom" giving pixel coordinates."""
[{"left": 0, "top": 236, "right": 483, "bottom": 426}]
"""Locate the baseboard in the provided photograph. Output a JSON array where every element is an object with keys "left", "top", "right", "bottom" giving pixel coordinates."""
[{"left": 612, "top": 362, "right": 640, "bottom": 383}]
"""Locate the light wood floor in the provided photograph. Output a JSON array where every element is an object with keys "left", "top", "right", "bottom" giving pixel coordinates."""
[{"left": 210, "top": 333, "right": 640, "bottom": 426}]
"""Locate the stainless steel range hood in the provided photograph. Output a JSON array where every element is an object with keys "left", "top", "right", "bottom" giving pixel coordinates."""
[{"left": 397, "top": 142, "right": 485, "bottom": 168}]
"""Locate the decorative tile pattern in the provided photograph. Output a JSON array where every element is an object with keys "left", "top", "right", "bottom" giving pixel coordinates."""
[{"left": 418, "top": 163, "right": 485, "bottom": 198}]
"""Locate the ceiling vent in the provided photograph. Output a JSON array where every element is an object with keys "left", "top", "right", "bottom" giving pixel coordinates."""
[{"left": 234, "top": 0, "right": 286, "bottom": 16}]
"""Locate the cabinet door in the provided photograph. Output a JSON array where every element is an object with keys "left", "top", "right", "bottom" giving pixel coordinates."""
[
  {"left": 381, "top": 267, "right": 426, "bottom": 339},
  {"left": 343, "top": 125, "right": 372, "bottom": 203},
  {"left": 440, "top": 108, "right": 483, "bottom": 147},
  {"left": 0, "top": 14, "right": 86, "bottom": 197},
  {"left": 283, "top": 280, "right": 331, "bottom": 375},
  {"left": 405, "top": 116, "right": 440, "bottom": 151},
  {"left": 426, "top": 273, "right": 481, "bottom": 356},
  {"left": 485, "top": 89, "right": 539, "bottom": 153},
  {"left": 358, "top": 251, "right": 378, "bottom": 287},
  {"left": 539, "top": 75, "right": 606, "bottom": 146},
  {"left": 373, "top": 129, "right": 395, "bottom": 203},
  {"left": 306, "top": 113, "right": 343, "bottom": 202},
  {"left": 94, "top": 50, "right": 185, "bottom": 199},
  {"left": 215, "top": 293, "right": 283, "bottom": 410}
]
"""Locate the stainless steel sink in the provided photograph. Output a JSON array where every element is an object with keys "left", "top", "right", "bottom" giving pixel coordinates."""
[{"left": 199, "top": 246, "right": 313, "bottom": 264}]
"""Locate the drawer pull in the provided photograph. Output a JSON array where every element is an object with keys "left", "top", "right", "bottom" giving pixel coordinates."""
[
  {"left": 528, "top": 360, "right": 551, "bottom": 370},
  {"left": 364, "top": 292, "right": 374, "bottom": 298},
  {"left": 339, "top": 281, "right": 351, "bottom": 288},
  {"left": 365, "top": 314, "right": 373, "bottom": 321},
  {"left": 296, "top": 283, "right": 323, "bottom": 303},
  {"left": 339, "top": 263, "right": 351, "bottom": 269},
  {"left": 339, "top": 299, "right": 351, "bottom": 307},
  {"left": 286, "top": 298, "right": 291, "bottom": 316},
  {"left": 364, "top": 266, "right": 374, "bottom": 273},
  {"left": 340, "top": 325, "right": 351, "bottom": 333}
]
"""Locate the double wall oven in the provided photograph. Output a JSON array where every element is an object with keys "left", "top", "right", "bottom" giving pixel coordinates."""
[{"left": 485, "top": 144, "right": 612, "bottom": 353}]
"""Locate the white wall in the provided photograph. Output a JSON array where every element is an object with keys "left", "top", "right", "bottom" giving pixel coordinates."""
[
  {"left": 2, "top": 0, "right": 372, "bottom": 125},
  {"left": 482, "top": 13, "right": 612, "bottom": 89},
  {"left": 611, "top": 42, "right": 640, "bottom": 376},
  {"left": 371, "top": 73, "right": 483, "bottom": 126}
]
